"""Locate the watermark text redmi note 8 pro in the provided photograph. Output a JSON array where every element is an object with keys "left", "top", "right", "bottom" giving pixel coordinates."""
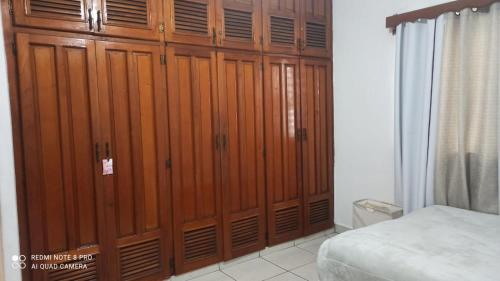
[{"left": 12, "top": 254, "right": 94, "bottom": 270}]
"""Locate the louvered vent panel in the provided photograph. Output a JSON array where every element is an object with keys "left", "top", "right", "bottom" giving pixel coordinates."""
[
  {"left": 270, "top": 16, "right": 295, "bottom": 45},
  {"left": 275, "top": 206, "right": 299, "bottom": 234},
  {"left": 306, "top": 22, "right": 326, "bottom": 48},
  {"left": 119, "top": 239, "right": 161, "bottom": 281},
  {"left": 47, "top": 256, "right": 98, "bottom": 281},
  {"left": 30, "top": 0, "right": 83, "bottom": 19},
  {"left": 184, "top": 225, "right": 217, "bottom": 261},
  {"left": 106, "top": 0, "right": 148, "bottom": 26},
  {"left": 231, "top": 216, "right": 258, "bottom": 249},
  {"left": 224, "top": 9, "right": 253, "bottom": 40},
  {"left": 309, "top": 199, "right": 329, "bottom": 225},
  {"left": 174, "top": 0, "right": 208, "bottom": 35}
]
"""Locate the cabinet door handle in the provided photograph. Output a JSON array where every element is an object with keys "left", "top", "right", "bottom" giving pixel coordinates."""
[
  {"left": 97, "top": 10, "right": 102, "bottom": 32},
  {"left": 222, "top": 135, "right": 227, "bottom": 150},
  {"left": 95, "top": 143, "right": 100, "bottom": 162},
  {"left": 215, "top": 135, "right": 220, "bottom": 150},
  {"left": 296, "top": 129, "right": 302, "bottom": 141},
  {"left": 212, "top": 28, "right": 217, "bottom": 45},
  {"left": 105, "top": 142, "right": 110, "bottom": 158},
  {"left": 88, "top": 8, "right": 93, "bottom": 30},
  {"left": 302, "top": 128, "right": 308, "bottom": 141}
]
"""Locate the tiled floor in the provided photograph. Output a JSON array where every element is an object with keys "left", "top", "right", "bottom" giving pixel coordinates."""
[{"left": 168, "top": 229, "right": 337, "bottom": 281}]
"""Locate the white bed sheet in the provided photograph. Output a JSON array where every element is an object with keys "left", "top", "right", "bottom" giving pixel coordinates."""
[{"left": 317, "top": 205, "right": 500, "bottom": 281}]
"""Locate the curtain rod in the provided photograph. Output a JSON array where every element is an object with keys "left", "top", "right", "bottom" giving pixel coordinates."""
[{"left": 386, "top": 0, "right": 498, "bottom": 34}]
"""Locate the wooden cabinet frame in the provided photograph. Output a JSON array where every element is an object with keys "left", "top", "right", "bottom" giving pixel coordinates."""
[{"left": 3, "top": 0, "right": 334, "bottom": 279}]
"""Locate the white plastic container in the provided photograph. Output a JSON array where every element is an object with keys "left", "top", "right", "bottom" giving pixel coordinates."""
[{"left": 353, "top": 199, "right": 403, "bottom": 229}]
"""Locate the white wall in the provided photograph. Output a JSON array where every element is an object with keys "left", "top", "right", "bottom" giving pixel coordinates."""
[
  {"left": 332, "top": 0, "right": 449, "bottom": 229},
  {"left": 0, "top": 9, "right": 22, "bottom": 281}
]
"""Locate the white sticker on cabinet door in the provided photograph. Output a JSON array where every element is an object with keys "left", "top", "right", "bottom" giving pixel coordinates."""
[{"left": 102, "top": 159, "right": 113, "bottom": 175}]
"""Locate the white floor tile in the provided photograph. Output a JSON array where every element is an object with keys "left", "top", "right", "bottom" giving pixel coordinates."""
[
  {"left": 262, "top": 247, "right": 315, "bottom": 270},
  {"left": 220, "top": 252, "right": 260, "bottom": 270},
  {"left": 260, "top": 241, "right": 295, "bottom": 256},
  {"left": 188, "top": 271, "right": 234, "bottom": 281},
  {"left": 265, "top": 272, "right": 305, "bottom": 281},
  {"left": 291, "top": 262, "right": 319, "bottom": 281},
  {"left": 294, "top": 232, "right": 325, "bottom": 246},
  {"left": 296, "top": 236, "right": 329, "bottom": 255},
  {"left": 222, "top": 258, "right": 285, "bottom": 281}
]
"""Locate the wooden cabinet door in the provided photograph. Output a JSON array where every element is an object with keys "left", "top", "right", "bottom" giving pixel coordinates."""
[
  {"left": 166, "top": 45, "right": 223, "bottom": 273},
  {"left": 300, "top": 58, "right": 333, "bottom": 235},
  {"left": 16, "top": 33, "right": 106, "bottom": 280},
  {"left": 263, "top": 56, "right": 303, "bottom": 245},
  {"left": 164, "top": 0, "right": 217, "bottom": 47},
  {"left": 96, "top": 41, "right": 172, "bottom": 281},
  {"left": 262, "top": 0, "right": 301, "bottom": 55},
  {"left": 217, "top": 51, "right": 266, "bottom": 259},
  {"left": 216, "top": 0, "right": 262, "bottom": 51},
  {"left": 95, "top": 0, "right": 163, "bottom": 40},
  {"left": 13, "top": 0, "right": 93, "bottom": 33},
  {"left": 301, "top": 0, "right": 332, "bottom": 57}
]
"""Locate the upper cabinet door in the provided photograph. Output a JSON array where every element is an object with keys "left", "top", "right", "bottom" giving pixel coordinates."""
[
  {"left": 216, "top": 0, "right": 262, "bottom": 51},
  {"left": 13, "top": 0, "right": 93, "bottom": 33},
  {"left": 300, "top": 58, "right": 333, "bottom": 235},
  {"left": 95, "top": 41, "right": 172, "bottom": 281},
  {"left": 262, "top": 0, "right": 301, "bottom": 55},
  {"left": 16, "top": 33, "right": 106, "bottom": 281},
  {"left": 95, "top": 0, "right": 162, "bottom": 40},
  {"left": 301, "top": 0, "right": 332, "bottom": 57},
  {"left": 165, "top": 0, "right": 217, "bottom": 47}
]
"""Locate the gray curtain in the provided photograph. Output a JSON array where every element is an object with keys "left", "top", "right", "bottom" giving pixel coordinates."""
[
  {"left": 434, "top": 5, "right": 500, "bottom": 214},
  {"left": 395, "top": 17, "right": 444, "bottom": 214}
]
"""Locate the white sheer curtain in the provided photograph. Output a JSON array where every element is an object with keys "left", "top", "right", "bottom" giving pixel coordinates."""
[
  {"left": 394, "top": 18, "right": 444, "bottom": 214},
  {"left": 434, "top": 5, "right": 500, "bottom": 214}
]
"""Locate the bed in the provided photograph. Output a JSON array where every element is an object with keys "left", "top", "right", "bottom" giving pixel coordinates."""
[{"left": 317, "top": 205, "right": 500, "bottom": 281}]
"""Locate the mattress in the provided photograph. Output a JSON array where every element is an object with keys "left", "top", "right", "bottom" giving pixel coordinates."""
[{"left": 317, "top": 205, "right": 500, "bottom": 281}]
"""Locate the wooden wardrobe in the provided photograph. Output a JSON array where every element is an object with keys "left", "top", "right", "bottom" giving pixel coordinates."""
[{"left": 3, "top": 0, "right": 333, "bottom": 280}]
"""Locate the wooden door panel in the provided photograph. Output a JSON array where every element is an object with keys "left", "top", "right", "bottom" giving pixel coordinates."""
[
  {"left": 96, "top": 0, "right": 162, "bottom": 40},
  {"left": 16, "top": 33, "right": 105, "bottom": 280},
  {"left": 300, "top": 58, "right": 333, "bottom": 234},
  {"left": 165, "top": 0, "right": 217, "bottom": 47},
  {"left": 13, "top": 0, "right": 93, "bottom": 33},
  {"left": 301, "top": 0, "right": 332, "bottom": 57},
  {"left": 96, "top": 41, "right": 171, "bottom": 281},
  {"left": 216, "top": 0, "right": 262, "bottom": 51},
  {"left": 217, "top": 51, "right": 265, "bottom": 259},
  {"left": 262, "top": 0, "right": 301, "bottom": 55},
  {"left": 166, "top": 45, "right": 223, "bottom": 273},
  {"left": 263, "top": 56, "right": 303, "bottom": 245}
]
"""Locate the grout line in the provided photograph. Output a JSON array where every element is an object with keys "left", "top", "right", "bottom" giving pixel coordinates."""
[
  {"left": 262, "top": 252, "right": 314, "bottom": 272},
  {"left": 289, "top": 271, "right": 309, "bottom": 281},
  {"left": 220, "top": 270, "right": 237, "bottom": 281}
]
